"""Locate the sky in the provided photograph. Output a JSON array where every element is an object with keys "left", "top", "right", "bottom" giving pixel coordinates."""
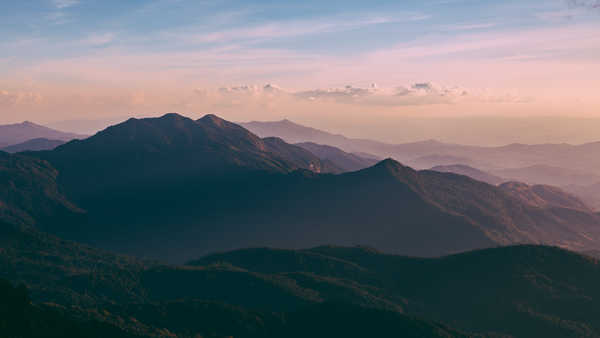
[{"left": 1, "top": 0, "right": 599, "bottom": 144}]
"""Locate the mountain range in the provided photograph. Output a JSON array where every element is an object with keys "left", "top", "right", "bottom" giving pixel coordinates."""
[
  {"left": 3, "top": 113, "right": 600, "bottom": 337},
  {"left": 242, "top": 119, "right": 600, "bottom": 176},
  {"left": 431, "top": 164, "right": 504, "bottom": 185},
  {"left": 12, "top": 113, "right": 599, "bottom": 263},
  {"left": 430, "top": 163, "right": 600, "bottom": 211}
]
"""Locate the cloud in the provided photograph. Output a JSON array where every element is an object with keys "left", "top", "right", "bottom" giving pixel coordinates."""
[
  {"left": 567, "top": 0, "right": 600, "bottom": 9},
  {"left": 0, "top": 90, "right": 42, "bottom": 107},
  {"left": 52, "top": 0, "right": 79, "bottom": 9},
  {"left": 198, "top": 82, "right": 524, "bottom": 107}
]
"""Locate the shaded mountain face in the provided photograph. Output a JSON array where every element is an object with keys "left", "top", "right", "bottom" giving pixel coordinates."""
[
  {"left": 32, "top": 113, "right": 337, "bottom": 200},
  {"left": 0, "top": 121, "right": 85, "bottom": 148},
  {"left": 0, "top": 171, "right": 465, "bottom": 338},
  {"left": 499, "top": 181, "right": 591, "bottom": 211},
  {"left": 0, "top": 220, "right": 467, "bottom": 338},
  {"left": 0, "top": 279, "right": 135, "bottom": 338},
  {"left": 22, "top": 115, "right": 600, "bottom": 263},
  {"left": 430, "top": 164, "right": 504, "bottom": 185},
  {"left": 1, "top": 138, "right": 66, "bottom": 153},
  {"left": 0, "top": 152, "right": 81, "bottom": 228},
  {"left": 242, "top": 119, "right": 600, "bottom": 175},
  {"left": 295, "top": 142, "right": 378, "bottom": 172}
]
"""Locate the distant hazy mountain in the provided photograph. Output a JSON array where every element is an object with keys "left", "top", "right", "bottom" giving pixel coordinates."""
[
  {"left": 1, "top": 138, "right": 65, "bottom": 153},
  {"left": 0, "top": 121, "right": 85, "bottom": 148},
  {"left": 242, "top": 119, "right": 600, "bottom": 175},
  {"left": 263, "top": 137, "right": 342, "bottom": 173},
  {"left": 499, "top": 181, "right": 591, "bottom": 211},
  {"left": 24, "top": 113, "right": 600, "bottom": 263},
  {"left": 493, "top": 164, "right": 600, "bottom": 186},
  {"left": 430, "top": 164, "right": 504, "bottom": 185},
  {"left": 295, "top": 142, "right": 378, "bottom": 172},
  {"left": 407, "top": 154, "right": 477, "bottom": 170}
]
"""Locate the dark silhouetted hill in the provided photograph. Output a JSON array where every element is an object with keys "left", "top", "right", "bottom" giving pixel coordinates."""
[{"left": 193, "top": 244, "right": 600, "bottom": 337}]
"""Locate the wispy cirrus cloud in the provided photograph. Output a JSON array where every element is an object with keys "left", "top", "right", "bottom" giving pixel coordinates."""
[{"left": 165, "top": 13, "right": 430, "bottom": 45}]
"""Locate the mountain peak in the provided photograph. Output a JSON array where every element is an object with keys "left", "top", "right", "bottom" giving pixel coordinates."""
[
  {"left": 160, "top": 112, "right": 186, "bottom": 120},
  {"left": 374, "top": 158, "right": 404, "bottom": 170},
  {"left": 198, "top": 114, "right": 228, "bottom": 127},
  {"left": 279, "top": 118, "right": 296, "bottom": 125}
]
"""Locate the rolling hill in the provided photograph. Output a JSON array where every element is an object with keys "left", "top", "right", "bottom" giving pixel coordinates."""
[{"left": 191, "top": 244, "right": 600, "bottom": 337}]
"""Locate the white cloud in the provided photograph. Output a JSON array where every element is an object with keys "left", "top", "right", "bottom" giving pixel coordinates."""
[
  {"left": 52, "top": 0, "right": 79, "bottom": 9},
  {"left": 197, "top": 82, "right": 526, "bottom": 107}
]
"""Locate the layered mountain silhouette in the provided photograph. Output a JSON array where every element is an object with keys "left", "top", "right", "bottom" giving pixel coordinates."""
[
  {"left": 407, "top": 154, "right": 479, "bottom": 170},
  {"left": 493, "top": 164, "right": 600, "bottom": 187},
  {"left": 295, "top": 142, "right": 378, "bottom": 172},
  {"left": 15, "top": 114, "right": 599, "bottom": 263},
  {"left": 431, "top": 164, "right": 504, "bottom": 185},
  {"left": 242, "top": 119, "right": 600, "bottom": 175},
  {"left": 0, "top": 121, "right": 84, "bottom": 148},
  {"left": 499, "top": 181, "right": 592, "bottom": 211},
  {"left": 1, "top": 138, "right": 66, "bottom": 153},
  {"left": 431, "top": 163, "right": 600, "bottom": 212}
]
